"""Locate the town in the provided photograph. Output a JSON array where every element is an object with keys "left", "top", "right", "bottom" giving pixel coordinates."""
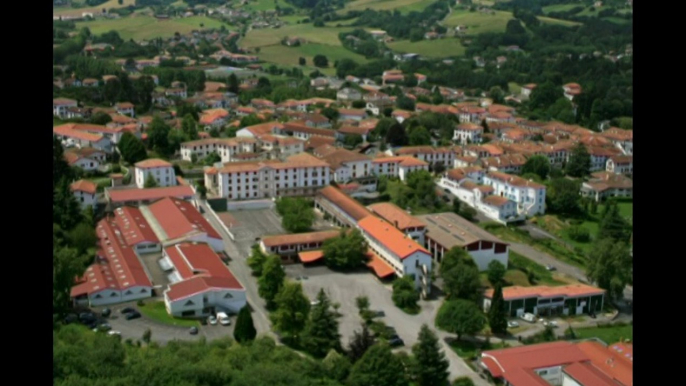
[{"left": 53, "top": 1, "right": 633, "bottom": 386}]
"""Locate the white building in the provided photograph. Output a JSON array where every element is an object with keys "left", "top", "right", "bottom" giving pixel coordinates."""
[
  {"left": 357, "top": 215, "right": 433, "bottom": 297},
  {"left": 161, "top": 243, "right": 246, "bottom": 317},
  {"left": 53, "top": 124, "right": 113, "bottom": 153},
  {"left": 53, "top": 98, "right": 78, "bottom": 117},
  {"left": 520, "top": 83, "right": 536, "bottom": 99},
  {"left": 600, "top": 127, "right": 633, "bottom": 155},
  {"left": 372, "top": 156, "right": 429, "bottom": 181},
  {"left": 337, "top": 88, "right": 362, "bottom": 103},
  {"left": 453, "top": 123, "right": 484, "bottom": 144},
  {"left": 115, "top": 102, "right": 135, "bottom": 117},
  {"left": 205, "top": 153, "right": 331, "bottom": 200},
  {"left": 391, "top": 146, "right": 456, "bottom": 169},
  {"left": 368, "top": 202, "right": 426, "bottom": 246},
  {"left": 483, "top": 171, "right": 546, "bottom": 217},
  {"left": 606, "top": 155, "right": 633, "bottom": 176},
  {"left": 135, "top": 159, "right": 177, "bottom": 189},
  {"left": 70, "top": 180, "right": 97, "bottom": 210},
  {"left": 180, "top": 137, "right": 259, "bottom": 163},
  {"left": 320, "top": 148, "right": 373, "bottom": 183},
  {"left": 65, "top": 152, "right": 101, "bottom": 172},
  {"left": 580, "top": 171, "right": 633, "bottom": 202},
  {"left": 198, "top": 108, "right": 230, "bottom": 130}
]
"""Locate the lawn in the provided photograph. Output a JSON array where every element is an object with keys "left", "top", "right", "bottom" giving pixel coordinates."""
[
  {"left": 341, "top": 0, "right": 437, "bottom": 14},
  {"left": 444, "top": 8, "right": 578, "bottom": 34},
  {"left": 138, "top": 301, "right": 200, "bottom": 327},
  {"left": 508, "top": 82, "right": 522, "bottom": 94},
  {"left": 254, "top": 43, "right": 369, "bottom": 76},
  {"left": 541, "top": 4, "right": 580, "bottom": 13},
  {"left": 76, "top": 15, "right": 230, "bottom": 41},
  {"left": 242, "top": 0, "right": 293, "bottom": 12},
  {"left": 242, "top": 23, "right": 354, "bottom": 48},
  {"left": 509, "top": 251, "right": 567, "bottom": 286},
  {"left": 448, "top": 339, "right": 509, "bottom": 359},
  {"left": 573, "top": 323, "right": 633, "bottom": 345},
  {"left": 387, "top": 38, "right": 466, "bottom": 58},
  {"left": 480, "top": 269, "right": 532, "bottom": 288},
  {"left": 53, "top": 0, "right": 136, "bottom": 17}
]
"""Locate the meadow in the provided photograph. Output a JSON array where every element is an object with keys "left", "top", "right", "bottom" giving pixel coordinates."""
[
  {"left": 341, "top": 0, "right": 438, "bottom": 14},
  {"left": 387, "top": 38, "right": 466, "bottom": 58},
  {"left": 75, "top": 15, "right": 228, "bottom": 40},
  {"left": 54, "top": 0, "right": 136, "bottom": 17}
]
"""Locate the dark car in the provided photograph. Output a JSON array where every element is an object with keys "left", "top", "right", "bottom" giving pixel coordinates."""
[
  {"left": 389, "top": 337, "right": 405, "bottom": 347},
  {"left": 125, "top": 311, "right": 141, "bottom": 320},
  {"left": 86, "top": 320, "right": 98, "bottom": 329},
  {"left": 121, "top": 307, "right": 136, "bottom": 314},
  {"left": 101, "top": 308, "right": 111, "bottom": 318},
  {"left": 79, "top": 312, "right": 96, "bottom": 323},
  {"left": 374, "top": 310, "right": 385, "bottom": 318},
  {"left": 189, "top": 326, "right": 199, "bottom": 335},
  {"left": 64, "top": 314, "right": 78, "bottom": 324}
]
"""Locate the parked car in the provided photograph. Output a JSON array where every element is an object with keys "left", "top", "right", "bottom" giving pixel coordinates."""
[
  {"left": 217, "top": 312, "right": 231, "bottom": 326},
  {"left": 389, "top": 337, "right": 405, "bottom": 347},
  {"left": 189, "top": 326, "right": 199, "bottom": 335},
  {"left": 64, "top": 314, "right": 78, "bottom": 324},
  {"left": 543, "top": 320, "right": 558, "bottom": 328},
  {"left": 310, "top": 300, "right": 320, "bottom": 306},
  {"left": 208, "top": 315, "right": 218, "bottom": 325},
  {"left": 121, "top": 307, "right": 136, "bottom": 314},
  {"left": 96, "top": 323, "right": 112, "bottom": 332},
  {"left": 374, "top": 310, "right": 385, "bottom": 318},
  {"left": 101, "top": 308, "right": 111, "bottom": 318},
  {"left": 125, "top": 311, "right": 141, "bottom": 320},
  {"left": 507, "top": 321, "right": 519, "bottom": 328},
  {"left": 79, "top": 312, "right": 96, "bottom": 322},
  {"left": 107, "top": 330, "right": 121, "bottom": 337},
  {"left": 545, "top": 265, "right": 556, "bottom": 271},
  {"left": 520, "top": 313, "right": 536, "bottom": 323}
]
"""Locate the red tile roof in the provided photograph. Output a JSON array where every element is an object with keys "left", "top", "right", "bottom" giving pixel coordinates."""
[
  {"left": 299, "top": 250, "right": 325, "bottom": 263},
  {"left": 147, "top": 197, "right": 221, "bottom": 241},
  {"left": 54, "top": 98, "right": 77, "bottom": 106},
  {"left": 576, "top": 341, "right": 633, "bottom": 386},
  {"left": 70, "top": 179, "right": 97, "bottom": 194},
  {"left": 54, "top": 124, "right": 105, "bottom": 142},
  {"left": 483, "top": 284, "right": 606, "bottom": 300},
  {"left": 107, "top": 186, "right": 194, "bottom": 204},
  {"left": 366, "top": 250, "right": 396, "bottom": 278},
  {"left": 318, "top": 186, "right": 373, "bottom": 222},
  {"left": 261, "top": 230, "right": 340, "bottom": 248},
  {"left": 113, "top": 206, "right": 159, "bottom": 246},
  {"left": 368, "top": 202, "right": 426, "bottom": 230},
  {"left": 357, "top": 216, "right": 430, "bottom": 259},
  {"left": 283, "top": 122, "right": 337, "bottom": 138},
  {"left": 563, "top": 362, "right": 618, "bottom": 386},
  {"left": 135, "top": 158, "right": 172, "bottom": 169}
]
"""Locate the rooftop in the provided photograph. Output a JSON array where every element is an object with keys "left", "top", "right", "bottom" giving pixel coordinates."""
[
  {"left": 135, "top": 158, "right": 172, "bottom": 169},
  {"left": 261, "top": 230, "right": 340, "bottom": 248},
  {"left": 70, "top": 179, "right": 97, "bottom": 194},
  {"left": 368, "top": 202, "right": 426, "bottom": 231},
  {"left": 145, "top": 197, "right": 221, "bottom": 242},
  {"left": 317, "top": 186, "right": 373, "bottom": 222},
  {"left": 357, "top": 215, "right": 430, "bottom": 259},
  {"left": 483, "top": 284, "right": 606, "bottom": 300},
  {"left": 417, "top": 212, "right": 504, "bottom": 248},
  {"left": 107, "top": 185, "right": 194, "bottom": 204}
]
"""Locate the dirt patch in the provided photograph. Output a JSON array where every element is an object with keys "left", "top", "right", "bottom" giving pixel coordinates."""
[{"left": 539, "top": 215, "right": 567, "bottom": 233}]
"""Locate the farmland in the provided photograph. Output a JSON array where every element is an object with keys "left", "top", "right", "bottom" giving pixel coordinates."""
[
  {"left": 252, "top": 44, "right": 370, "bottom": 76},
  {"left": 387, "top": 38, "right": 466, "bottom": 58},
  {"left": 75, "top": 15, "right": 229, "bottom": 41},
  {"left": 444, "top": 8, "right": 578, "bottom": 34},
  {"left": 341, "top": 0, "right": 438, "bottom": 14},
  {"left": 53, "top": 0, "right": 136, "bottom": 17}
]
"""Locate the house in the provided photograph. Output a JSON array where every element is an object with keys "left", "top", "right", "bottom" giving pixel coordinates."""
[
  {"left": 53, "top": 124, "right": 113, "bottom": 153},
  {"left": 372, "top": 156, "right": 429, "bottom": 181},
  {"left": 600, "top": 128, "right": 633, "bottom": 155},
  {"left": 310, "top": 77, "right": 329, "bottom": 90},
  {"left": 70, "top": 217, "right": 155, "bottom": 308},
  {"left": 369, "top": 30, "right": 387, "bottom": 40},
  {"left": 478, "top": 154, "right": 528, "bottom": 174},
  {"left": 53, "top": 98, "right": 78, "bottom": 117},
  {"left": 454, "top": 123, "right": 484, "bottom": 144},
  {"left": 337, "top": 88, "right": 363, "bottom": 103},
  {"left": 199, "top": 108, "right": 230, "bottom": 130},
  {"left": 338, "top": 108, "right": 367, "bottom": 121},
  {"left": 236, "top": 121, "right": 284, "bottom": 139},
  {"left": 391, "top": 110, "right": 412, "bottom": 123},
  {"left": 521, "top": 83, "right": 537, "bottom": 99},
  {"left": 473, "top": 56, "right": 485, "bottom": 67},
  {"left": 319, "top": 148, "right": 373, "bottom": 183},
  {"left": 483, "top": 283, "right": 605, "bottom": 317},
  {"left": 424, "top": 31, "right": 439, "bottom": 40},
  {"left": 70, "top": 179, "right": 98, "bottom": 210},
  {"left": 417, "top": 212, "right": 509, "bottom": 270},
  {"left": 479, "top": 338, "right": 631, "bottom": 386},
  {"left": 115, "top": 102, "right": 135, "bottom": 117},
  {"left": 134, "top": 159, "right": 177, "bottom": 189},
  {"left": 283, "top": 122, "right": 336, "bottom": 141},
  {"left": 496, "top": 56, "right": 507, "bottom": 68},
  {"left": 580, "top": 171, "right": 633, "bottom": 202},
  {"left": 391, "top": 146, "right": 456, "bottom": 169},
  {"left": 259, "top": 230, "right": 340, "bottom": 262},
  {"left": 105, "top": 185, "right": 195, "bottom": 208},
  {"left": 606, "top": 155, "right": 633, "bottom": 176},
  {"left": 315, "top": 185, "right": 374, "bottom": 228},
  {"left": 563, "top": 83, "right": 582, "bottom": 101},
  {"left": 64, "top": 149, "right": 102, "bottom": 172},
  {"left": 141, "top": 197, "right": 223, "bottom": 251},
  {"left": 82, "top": 78, "right": 99, "bottom": 87},
  {"left": 483, "top": 171, "right": 546, "bottom": 217},
  {"left": 251, "top": 98, "right": 276, "bottom": 110},
  {"left": 336, "top": 125, "right": 373, "bottom": 143},
  {"left": 206, "top": 153, "right": 331, "bottom": 200},
  {"left": 358, "top": 216, "right": 432, "bottom": 296},
  {"left": 303, "top": 113, "right": 331, "bottom": 129},
  {"left": 165, "top": 87, "right": 188, "bottom": 99},
  {"left": 382, "top": 70, "right": 404, "bottom": 85},
  {"left": 161, "top": 242, "right": 246, "bottom": 317},
  {"left": 368, "top": 202, "right": 426, "bottom": 245}
]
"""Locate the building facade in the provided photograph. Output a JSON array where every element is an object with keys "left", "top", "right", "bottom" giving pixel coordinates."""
[{"left": 135, "top": 159, "right": 177, "bottom": 189}]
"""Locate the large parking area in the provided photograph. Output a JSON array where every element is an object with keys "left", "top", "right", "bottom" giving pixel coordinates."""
[{"left": 222, "top": 208, "right": 285, "bottom": 252}]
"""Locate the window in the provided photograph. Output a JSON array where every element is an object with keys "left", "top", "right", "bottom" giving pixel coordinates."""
[
  {"left": 224, "top": 293, "right": 233, "bottom": 299},
  {"left": 538, "top": 370, "right": 548, "bottom": 376},
  {"left": 184, "top": 300, "right": 195, "bottom": 306},
  {"left": 141, "top": 288, "right": 148, "bottom": 293},
  {"left": 110, "top": 292, "right": 117, "bottom": 297},
  {"left": 94, "top": 294, "right": 102, "bottom": 299}
]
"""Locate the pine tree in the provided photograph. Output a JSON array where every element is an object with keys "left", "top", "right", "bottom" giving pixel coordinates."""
[
  {"left": 348, "top": 323, "right": 375, "bottom": 362},
  {"left": 348, "top": 344, "right": 409, "bottom": 386},
  {"left": 144, "top": 174, "right": 159, "bottom": 188},
  {"left": 488, "top": 284, "right": 508, "bottom": 335},
  {"left": 567, "top": 143, "right": 591, "bottom": 177},
  {"left": 597, "top": 201, "right": 631, "bottom": 243},
  {"left": 233, "top": 306, "right": 257, "bottom": 343},
  {"left": 302, "top": 289, "right": 341, "bottom": 357},
  {"left": 53, "top": 177, "right": 84, "bottom": 231},
  {"left": 53, "top": 136, "right": 72, "bottom": 190},
  {"left": 411, "top": 324, "right": 450, "bottom": 386},
  {"left": 258, "top": 255, "right": 285, "bottom": 309},
  {"left": 271, "top": 281, "right": 310, "bottom": 341}
]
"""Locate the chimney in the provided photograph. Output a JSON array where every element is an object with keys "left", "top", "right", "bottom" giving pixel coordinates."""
[{"left": 395, "top": 220, "right": 399, "bottom": 229}]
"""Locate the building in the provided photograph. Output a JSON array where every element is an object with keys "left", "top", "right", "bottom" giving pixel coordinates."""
[
  {"left": 483, "top": 283, "right": 605, "bottom": 317},
  {"left": 64, "top": 151, "right": 101, "bottom": 172},
  {"left": 115, "top": 102, "right": 135, "bottom": 117},
  {"left": 521, "top": 84, "right": 537, "bottom": 99},
  {"left": 338, "top": 109, "right": 367, "bottom": 121},
  {"left": 199, "top": 108, "right": 230, "bottom": 130},
  {"left": 70, "top": 179, "right": 98, "bottom": 210},
  {"left": 161, "top": 242, "right": 246, "bottom": 317},
  {"left": 70, "top": 211, "right": 158, "bottom": 307},
  {"left": 283, "top": 122, "right": 337, "bottom": 141},
  {"left": 357, "top": 216, "right": 432, "bottom": 296},
  {"left": 417, "top": 212, "right": 509, "bottom": 270},
  {"left": 336, "top": 125, "right": 373, "bottom": 143},
  {"left": 483, "top": 171, "right": 546, "bottom": 216},
  {"left": 391, "top": 146, "right": 456, "bottom": 169},
  {"left": 105, "top": 185, "right": 196, "bottom": 208},
  {"left": 580, "top": 171, "right": 633, "bottom": 202},
  {"left": 53, "top": 98, "right": 78, "bottom": 117},
  {"left": 134, "top": 159, "right": 177, "bottom": 189},
  {"left": 337, "top": 88, "right": 362, "bottom": 103},
  {"left": 53, "top": 125, "right": 113, "bottom": 153},
  {"left": 372, "top": 156, "right": 429, "bottom": 181},
  {"left": 479, "top": 154, "right": 528, "bottom": 174},
  {"left": 368, "top": 202, "right": 426, "bottom": 245},
  {"left": 606, "top": 155, "right": 633, "bottom": 176},
  {"left": 206, "top": 153, "right": 331, "bottom": 200},
  {"left": 480, "top": 340, "right": 631, "bottom": 386},
  {"left": 315, "top": 185, "right": 374, "bottom": 227},
  {"left": 320, "top": 148, "right": 373, "bottom": 183},
  {"left": 259, "top": 230, "right": 340, "bottom": 262},
  {"left": 454, "top": 123, "right": 484, "bottom": 144},
  {"left": 55, "top": 123, "right": 130, "bottom": 145},
  {"left": 563, "top": 83, "right": 582, "bottom": 101},
  {"left": 180, "top": 137, "right": 259, "bottom": 163},
  {"left": 141, "top": 197, "right": 223, "bottom": 251}
]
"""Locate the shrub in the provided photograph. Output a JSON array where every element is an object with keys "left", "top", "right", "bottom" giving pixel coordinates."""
[
  {"left": 568, "top": 225, "right": 590, "bottom": 242},
  {"left": 137, "top": 300, "right": 145, "bottom": 307}
]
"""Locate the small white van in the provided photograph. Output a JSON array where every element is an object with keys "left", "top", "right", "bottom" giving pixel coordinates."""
[
  {"left": 217, "top": 312, "right": 231, "bottom": 326},
  {"left": 519, "top": 312, "right": 536, "bottom": 323}
]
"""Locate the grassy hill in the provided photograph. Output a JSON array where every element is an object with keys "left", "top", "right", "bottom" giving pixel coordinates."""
[
  {"left": 53, "top": 0, "right": 136, "bottom": 17},
  {"left": 443, "top": 8, "right": 578, "bottom": 34},
  {"left": 75, "top": 15, "right": 228, "bottom": 40},
  {"left": 341, "top": 0, "right": 437, "bottom": 14}
]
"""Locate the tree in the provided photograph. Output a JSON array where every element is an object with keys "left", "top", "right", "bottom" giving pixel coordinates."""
[
  {"left": 529, "top": 81, "right": 563, "bottom": 111},
  {"left": 460, "top": 206, "right": 477, "bottom": 221},
  {"left": 258, "top": 255, "right": 285, "bottom": 309},
  {"left": 487, "top": 260, "right": 506, "bottom": 287},
  {"left": 597, "top": 200, "right": 631, "bottom": 243},
  {"left": 142, "top": 328, "right": 152, "bottom": 344},
  {"left": 182, "top": 114, "right": 199, "bottom": 140},
  {"left": 522, "top": 155, "right": 551, "bottom": 180},
  {"left": 348, "top": 344, "right": 409, "bottom": 386},
  {"left": 322, "top": 229, "right": 367, "bottom": 270},
  {"left": 271, "top": 281, "right": 310, "bottom": 341},
  {"left": 452, "top": 377, "right": 475, "bottom": 386},
  {"left": 355, "top": 296, "right": 370, "bottom": 315},
  {"left": 320, "top": 107, "right": 339, "bottom": 121},
  {"left": 313, "top": 54, "right": 329, "bottom": 68},
  {"left": 148, "top": 116, "right": 172, "bottom": 157},
  {"left": 90, "top": 111, "right": 113, "bottom": 125},
  {"left": 322, "top": 349, "right": 352, "bottom": 382},
  {"left": 408, "top": 126, "right": 432, "bottom": 146},
  {"left": 53, "top": 136, "right": 73, "bottom": 190},
  {"left": 203, "top": 151, "right": 221, "bottom": 166},
  {"left": 373, "top": 117, "right": 396, "bottom": 138},
  {"left": 386, "top": 122, "right": 408, "bottom": 146},
  {"left": 276, "top": 197, "right": 315, "bottom": 233},
  {"left": 586, "top": 238, "right": 632, "bottom": 301},
  {"left": 345, "top": 134, "right": 364, "bottom": 148},
  {"left": 247, "top": 244, "right": 268, "bottom": 276},
  {"left": 404, "top": 74, "right": 418, "bottom": 87},
  {"left": 240, "top": 114, "right": 263, "bottom": 128},
  {"left": 452, "top": 199, "right": 461, "bottom": 215},
  {"left": 547, "top": 178, "right": 582, "bottom": 216},
  {"left": 234, "top": 306, "right": 257, "bottom": 343},
  {"left": 298, "top": 57, "right": 306, "bottom": 66},
  {"left": 67, "top": 222, "right": 98, "bottom": 255},
  {"left": 348, "top": 323, "right": 375, "bottom": 362},
  {"left": 302, "top": 289, "right": 341, "bottom": 357},
  {"left": 439, "top": 248, "right": 480, "bottom": 301},
  {"left": 228, "top": 73, "right": 239, "bottom": 93},
  {"left": 435, "top": 300, "right": 486, "bottom": 341},
  {"left": 53, "top": 245, "right": 90, "bottom": 315},
  {"left": 567, "top": 143, "right": 591, "bottom": 178},
  {"left": 53, "top": 178, "right": 84, "bottom": 231},
  {"left": 489, "top": 86, "right": 504, "bottom": 104},
  {"left": 396, "top": 95, "right": 416, "bottom": 111},
  {"left": 411, "top": 324, "right": 450, "bottom": 386},
  {"left": 392, "top": 276, "right": 419, "bottom": 311},
  {"left": 118, "top": 132, "right": 147, "bottom": 165},
  {"left": 144, "top": 174, "right": 158, "bottom": 188},
  {"left": 488, "top": 284, "right": 508, "bottom": 335}
]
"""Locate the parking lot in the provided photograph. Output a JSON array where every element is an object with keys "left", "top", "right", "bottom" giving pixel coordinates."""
[{"left": 223, "top": 208, "right": 285, "bottom": 252}]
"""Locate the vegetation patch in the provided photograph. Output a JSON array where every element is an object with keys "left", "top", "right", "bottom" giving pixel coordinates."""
[{"left": 137, "top": 301, "right": 201, "bottom": 327}]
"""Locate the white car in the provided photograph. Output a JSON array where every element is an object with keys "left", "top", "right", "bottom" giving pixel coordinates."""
[
  {"left": 107, "top": 331, "right": 121, "bottom": 336},
  {"left": 310, "top": 300, "right": 320, "bottom": 306},
  {"left": 208, "top": 315, "right": 218, "bottom": 325},
  {"left": 217, "top": 312, "right": 231, "bottom": 326},
  {"left": 543, "top": 320, "right": 558, "bottom": 328},
  {"left": 507, "top": 321, "right": 519, "bottom": 328}
]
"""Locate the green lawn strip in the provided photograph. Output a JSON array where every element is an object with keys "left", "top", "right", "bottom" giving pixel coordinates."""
[
  {"left": 509, "top": 251, "right": 566, "bottom": 286},
  {"left": 448, "top": 339, "right": 508, "bottom": 359},
  {"left": 573, "top": 323, "right": 633, "bottom": 344},
  {"left": 138, "top": 301, "right": 200, "bottom": 327},
  {"left": 387, "top": 38, "right": 466, "bottom": 58},
  {"left": 480, "top": 269, "right": 531, "bottom": 288}
]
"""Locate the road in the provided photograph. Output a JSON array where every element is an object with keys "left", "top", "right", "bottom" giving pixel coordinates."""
[{"left": 198, "top": 200, "right": 276, "bottom": 339}]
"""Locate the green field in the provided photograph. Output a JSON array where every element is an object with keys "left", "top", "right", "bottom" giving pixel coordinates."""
[
  {"left": 54, "top": 0, "right": 136, "bottom": 17},
  {"left": 542, "top": 3, "right": 580, "bottom": 13},
  {"left": 242, "top": 23, "right": 353, "bottom": 47},
  {"left": 76, "top": 15, "right": 229, "bottom": 40},
  {"left": 574, "top": 323, "right": 633, "bottom": 345},
  {"left": 388, "top": 38, "right": 466, "bottom": 57},
  {"left": 508, "top": 82, "right": 522, "bottom": 94},
  {"left": 509, "top": 251, "right": 568, "bottom": 286},
  {"left": 138, "top": 301, "right": 200, "bottom": 327},
  {"left": 342, "top": 0, "right": 438, "bottom": 14},
  {"left": 444, "top": 8, "right": 578, "bottom": 34},
  {"left": 254, "top": 44, "right": 370, "bottom": 75},
  {"left": 481, "top": 269, "right": 532, "bottom": 288},
  {"left": 242, "top": 0, "right": 290, "bottom": 12}
]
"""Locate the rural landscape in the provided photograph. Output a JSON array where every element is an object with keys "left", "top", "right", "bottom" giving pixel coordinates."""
[{"left": 53, "top": 0, "right": 633, "bottom": 385}]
